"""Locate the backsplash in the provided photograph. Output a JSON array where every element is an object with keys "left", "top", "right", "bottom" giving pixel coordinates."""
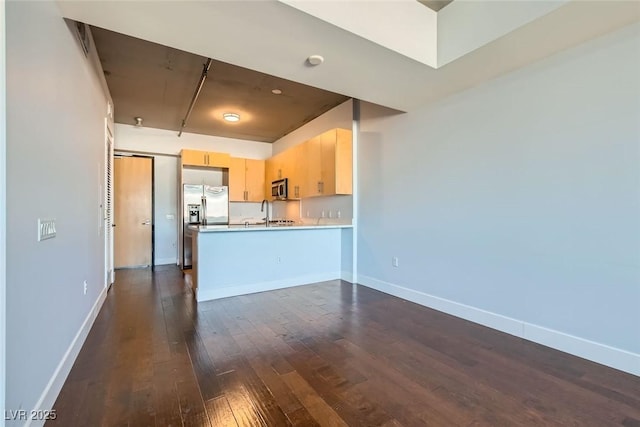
[
  {"left": 229, "top": 200, "right": 298, "bottom": 224},
  {"left": 230, "top": 196, "right": 352, "bottom": 225},
  {"left": 229, "top": 202, "right": 266, "bottom": 224},
  {"left": 300, "top": 195, "right": 353, "bottom": 225}
]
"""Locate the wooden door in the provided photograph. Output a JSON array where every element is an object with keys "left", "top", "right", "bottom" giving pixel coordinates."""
[
  {"left": 245, "top": 159, "right": 265, "bottom": 202},
  {"left": 229, "top": 157, "right": 246, "bottom": 201},
  {"left": 114, "top": 156, "right": 152, "bottom": 268}
]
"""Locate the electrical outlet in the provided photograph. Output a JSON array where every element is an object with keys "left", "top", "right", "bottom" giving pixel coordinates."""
[
  {"left": 392, "top": 257, "right": 399, "bottom": 267},
  {"left": 83, "top": 280, "right": 88, "bottom": 295}
]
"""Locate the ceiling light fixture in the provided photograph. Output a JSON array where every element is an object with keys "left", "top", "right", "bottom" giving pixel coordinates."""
[
  {"left": 134, "top": 117, "right": 143, "bottom": 127},
  {"left": 271, "top": 89, "right": 282, "bottom": 95},
  {"left": 223, "top": 113, "right": 240, "bottom": 122},
  {"left": 307, "top": 55, "right": 324, "bottom": 66}
]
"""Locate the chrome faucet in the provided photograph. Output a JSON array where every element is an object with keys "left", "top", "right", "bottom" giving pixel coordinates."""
[{"left": 261, "top": 199, "right": 270, "bottom": 227}]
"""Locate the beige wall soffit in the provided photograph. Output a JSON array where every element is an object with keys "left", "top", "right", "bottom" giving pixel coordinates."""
[
  {"left": 279, "top": 0, "right": 568, "bottom": 68},
  {"left": 437, "top": 0, "right": 568, "bottom": 67},
  {"left": 279, "top": 0, "right": 438, "bottom": 67}
]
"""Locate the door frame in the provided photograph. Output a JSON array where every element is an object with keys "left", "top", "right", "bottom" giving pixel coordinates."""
[
  {"left": 1, "top": 1, "right": 7, "bottom": 422},
  {"left": 113, "top": 152, "right": 155, "bottom": 270},
  {"left": 104, "top": 119, "right": 114, "bottom": 287}
]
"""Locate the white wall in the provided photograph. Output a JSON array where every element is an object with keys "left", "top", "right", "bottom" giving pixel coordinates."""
[
  {"left": 280, "top": 0, "right": 437, "bottom": 67},
  {"left": 115, "top": 125, "right": 273, "bottom": 264},
  {"left": 6, "top": 2, "right": 112, "bottom": 425},
  {"left": 357, "top": 23, "right": 640, "bottom": 375},
  {"left": 437, "top": 0, "right": 566, "bottom": 67},
  {"left": 152, "top": 155, "right": 179, "bottom": 265},
  {"left": 115, "top": 124, "right": 272, "bottom": 158},
  {"left": 1, "top": 1, "right": 7, "bottom": 424},
  {"left": 182, "top": 168, "right": 224, "bottom": 187}
]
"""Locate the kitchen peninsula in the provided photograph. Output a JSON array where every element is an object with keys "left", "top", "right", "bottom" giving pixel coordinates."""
[
  {"left": 189, "top": 223, "right": 353, "bottom": 301},
  {"left": 178, "top": 126, "right": 355, "bottom": 302},
  {"left": 177, "top": 126, "right": 355, "bottom": 301}
]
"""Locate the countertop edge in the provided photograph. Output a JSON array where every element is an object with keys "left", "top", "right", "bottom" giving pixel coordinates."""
[{"left": 188, "top": 224, "right": 353, "bottom": 233}]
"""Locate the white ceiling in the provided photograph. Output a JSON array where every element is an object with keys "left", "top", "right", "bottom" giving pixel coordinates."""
[{"left": 57, "top": 0, "right": 640, "bottom": 113}]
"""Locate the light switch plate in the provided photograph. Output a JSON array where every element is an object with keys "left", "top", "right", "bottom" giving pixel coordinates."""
[{"left": 38, "top": 219, "right": 57, "bottom": 241}]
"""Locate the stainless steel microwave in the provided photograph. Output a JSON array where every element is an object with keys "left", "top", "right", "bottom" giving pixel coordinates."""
[{"left": 271, "top": 178, "right": 288, "bottom": 200}]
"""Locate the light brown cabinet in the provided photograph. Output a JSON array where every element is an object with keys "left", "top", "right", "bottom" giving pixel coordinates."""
[
  {"left": 265, "top": 151, "right": 286, "bottom": 198},
  {"left": 229, "top": 157, "right": 246, "bottom": 201},
  {"left": 229, "top": 157, "right": 265, "bottom": 202},
  {"left": 181, "top": 149, "right": 230, "bottom": 168},
  {"left": 263, "top": 128, "right": 352, "bottom": 199},
  {"left": 302, "top": 128, "right": 352, "bottom": 197},
  {"left": 286, "top": 144, "right": 305, "bottom": 199},
  {"left": 333, "top": 128, "right": 353, "bottom": 195}
]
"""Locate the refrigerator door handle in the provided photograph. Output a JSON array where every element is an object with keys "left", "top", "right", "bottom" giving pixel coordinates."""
[{"left": 201, "top": 195, "right": 207, "bottom": 225}]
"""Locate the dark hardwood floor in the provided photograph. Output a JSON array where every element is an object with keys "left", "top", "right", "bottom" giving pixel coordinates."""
[{"left": 48, "top": 266, "right": 640, "bottom": 426}]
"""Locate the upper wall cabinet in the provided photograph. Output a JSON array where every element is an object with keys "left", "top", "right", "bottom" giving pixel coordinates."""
[
  {"left": 266, "top": 128, "right": 352, "bottom": 199},
  {"left": 285, "top": 143, "right": 305, "bottom": 199},
  {"left": 245, "top": 159, "right": 266, "bottom": 202},
  {"left": 230, "top": 157, "right": 265, "bottom": 202},
  {"left": 303, "top": 128, "right": 352, "bottom": 198},
  {"left": 265, "top": 151, "right": 286, "bottom": 198},
  {"left": 181, "top": 149, "right": 231, "bottom": 168}
]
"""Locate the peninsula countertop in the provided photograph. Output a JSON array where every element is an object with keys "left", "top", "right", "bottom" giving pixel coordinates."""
[{"left": 187, "top": 223, "right": 353, "bottom": 233}]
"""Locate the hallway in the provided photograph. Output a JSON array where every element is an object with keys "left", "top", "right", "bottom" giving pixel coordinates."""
[{"left": 48, "top": 267, "right": 640, "bottom": 426}]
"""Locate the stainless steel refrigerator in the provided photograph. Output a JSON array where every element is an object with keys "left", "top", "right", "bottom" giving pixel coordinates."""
[{"left": 182, "top": 185, "right": 229, "bottom": 268}]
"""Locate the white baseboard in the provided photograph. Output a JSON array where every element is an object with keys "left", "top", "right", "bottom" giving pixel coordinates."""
[
  {"left": 26, "top": 286, "right": 109, "bottom": 427},
  {"left": 341, "top": 271, "right": 354, "bottom": 283},
  {"left": 155, "top": 257, "right": 176, "bottom": 266},
  {"left": 196, "top": 272, "right": 342, "bottom": 302},
  {"left": 358, "top": 274, "right": 640, "bottom": 377}
]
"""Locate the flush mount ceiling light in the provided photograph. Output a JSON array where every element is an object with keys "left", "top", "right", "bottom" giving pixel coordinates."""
[
  {"left": 271, "top": 89, "right": 282, "bottom": 95},
  {"left": 223, "top": 113, "right": 240, "bottom": 122},
  {"left": 307, "top": 55, "right": 324, "bottom": 66},
  {"left": 134, "top": 117, "right": 143, "bottom": 127}
]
